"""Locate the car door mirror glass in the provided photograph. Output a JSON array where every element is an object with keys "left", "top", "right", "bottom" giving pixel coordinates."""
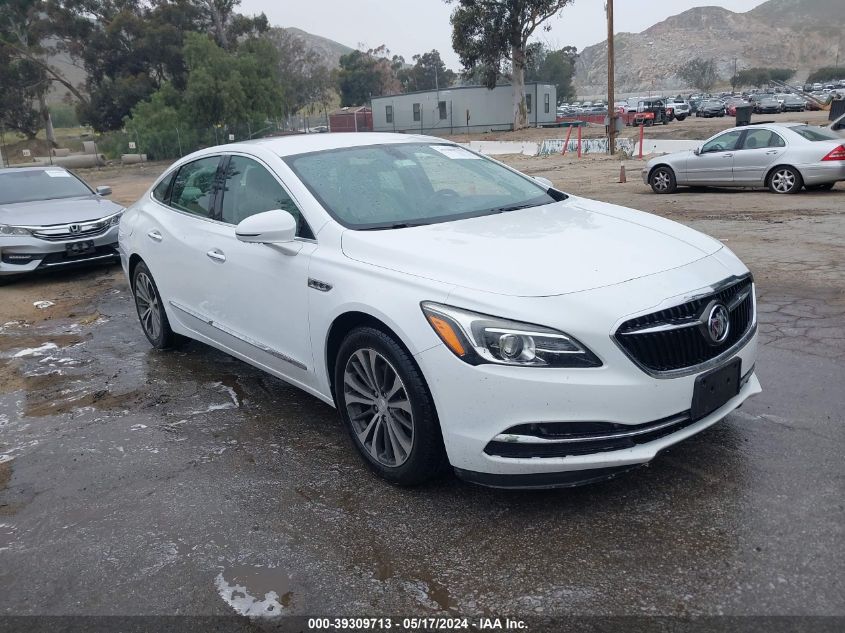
[{"left": 236, "top": 210, "right": 297, "bottom": 245}]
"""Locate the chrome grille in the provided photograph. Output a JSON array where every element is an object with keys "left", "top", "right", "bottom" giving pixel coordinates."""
[
  {"left": 31, "top": 219, "right": 111, "bottom": 242},
  {"left": 615, "top": 276, "right": 755, "bottom": 375}
]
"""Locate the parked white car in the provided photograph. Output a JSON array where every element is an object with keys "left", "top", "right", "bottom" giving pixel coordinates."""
[
  {"left": 120, "top": 133, "right": 761, "bottom": 488},
  {"left": 644, "top": 123, "right": 845, "bottom": 193}
]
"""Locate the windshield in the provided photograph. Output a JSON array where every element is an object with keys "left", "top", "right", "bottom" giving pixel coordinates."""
[
  {"left": 790, "top": 126, "right": 841, "bottom": 142},
  {"left": 285, "top": 143, "right": 558, "bottom": 229},
  {"left": 0, "top": 169, "right": 92, "bottom": 205}
]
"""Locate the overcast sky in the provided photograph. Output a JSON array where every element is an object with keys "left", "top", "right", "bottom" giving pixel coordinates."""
[{"left": 239, "top": 0, "right": 769, "bottom": 68}]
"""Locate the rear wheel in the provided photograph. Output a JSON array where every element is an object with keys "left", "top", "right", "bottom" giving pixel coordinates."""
[
  {"left": 768, "top": 166, "right": 803, "bottom": 194},
  {"left": 649, "top": 166, "right": 677, "bottom": 194},
  {"left": 335, "top": 327, "right": 447, "bottom": 485},
  {"left": 132, "top": 262, "right": 180, "bottom": 349}
]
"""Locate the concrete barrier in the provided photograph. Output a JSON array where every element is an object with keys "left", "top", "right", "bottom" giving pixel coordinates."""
[
  {"left": 52, "top": 148, "right": 71, "bottom": 157},
  {"left": 459, "top": 141, "right": 540, "bottom": 156},
  {"left": 34, "top": 154, "right": 106, "bottom": 168},
  {"left": 121, "top": 153, "right": 148, "bottom": 165},
  {"left": 635, "top": 139, "right": 700, "bottom": 156},
  {"left": 539, "top": 138, "right": 635, "bottom": 156}
]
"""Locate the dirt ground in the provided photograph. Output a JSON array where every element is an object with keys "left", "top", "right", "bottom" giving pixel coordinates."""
[{"left": 1, "top": 144, "right": 844, "bottom": 624}]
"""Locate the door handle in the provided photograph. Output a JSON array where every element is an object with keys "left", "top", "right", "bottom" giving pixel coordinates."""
[
  {"left": 206, "top": 249, "right": 226, "bottom": 263},
  {"left": 723, "top": 153, "right": 733, "bottom": 158},
  {"left": 766, "top": 150, "right": 780, "bottom": 155},
  {"left": 147, "top": 230, "right": 163, "bottom": 242}
]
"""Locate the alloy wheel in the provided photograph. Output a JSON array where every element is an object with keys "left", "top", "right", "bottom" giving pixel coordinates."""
[
  {"left": 652, "top": 170, "right": 671, "bottom": 192},
  {"left": 343, "top": 349, "right": 414, "bottom": 467},
  {"left": 771, "top": 169, "right": 796, "bottom": 193},
  {"left": 134, "top": 272, "right": 162, "bottom": 341}
]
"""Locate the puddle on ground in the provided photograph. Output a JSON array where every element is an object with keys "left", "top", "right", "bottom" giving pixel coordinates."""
[
  {"left": 24, "top": 387, "right": 147, "bottom": 418},
  {"left": 0, "top": 333, "right": 84, "bottom": 356},
  {"left": 214, "top": 564, "right": 294, "bottom": 617}
]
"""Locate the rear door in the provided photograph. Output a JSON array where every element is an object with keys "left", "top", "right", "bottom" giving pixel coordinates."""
[
  {"left": 733, "top": 128, "right": 787, "bottom": 185},
  {"left": 686, "top": 130, "right": 744, "bottom": 185}
]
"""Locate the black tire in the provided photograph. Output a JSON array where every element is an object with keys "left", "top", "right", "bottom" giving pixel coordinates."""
[
  {"left": 334, "top": 326, "right": 447, "bottom": 486},
  {"left": 649, "top": 166, "right": 677, "bottom": 194},
  {"left": 806, "top": 182, "right": 834, "bottom": 191},
  {"left": 131, "top": 261, "right": 180, "bottom": 349},
  {"left": 767, "top": 166, "right": 803, "bottom": 194},
  {"left": 677, "top": 115, "right": 687, "bottom": 121}
]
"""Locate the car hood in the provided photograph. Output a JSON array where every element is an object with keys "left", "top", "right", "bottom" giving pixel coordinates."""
[
  {"left": 341, "top": 197, "right": 722, "bottom": 297},
  {"left": 0, "top": 195, "right": 123, "bottom": 226}
]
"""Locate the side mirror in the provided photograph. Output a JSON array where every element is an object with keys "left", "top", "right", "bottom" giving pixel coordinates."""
[
  {"left": 96, "top": 185, "right": 112, "bottom": 196},
  {"left": 534, "top": 176, "right": 554, "bottom": 189},
  {"left": 693, "top": 147, "right": 701, "bottom": 156},
  {"left": 236, "top": 210, "right": 299, "bottom": 254}
]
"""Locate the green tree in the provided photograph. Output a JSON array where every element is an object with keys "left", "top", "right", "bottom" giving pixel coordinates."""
[
  {"left": 447, "top": 0, "right": 575, "bottom": 129},
  {"left": 807, "top": 67, "right": 845, "bottom": 84},
  {"left": 677, "top": 57, "right": 720, "bottom": 93},
  {"left": 525, "top": 43, "right": 578, "bottom": 103},
  {"left": 264, "top": 28, "right": 334, "bottom": 117},
  {"left": 0, "top": 53, "right": 43, "bottom": 138},
  {"left": 399, "top": 50, "right": 456, "bottom": 92},
  {"left": 337, "top": 47, "right": 402, "bottom": 106}
]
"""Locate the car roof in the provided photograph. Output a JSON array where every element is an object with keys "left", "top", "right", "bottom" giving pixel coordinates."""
[
  {"left": 0, "top": 165, "right": 69, "bottom": 175},
  {"left": 207, "top": 132, "right": 450, "bottom": 158}
]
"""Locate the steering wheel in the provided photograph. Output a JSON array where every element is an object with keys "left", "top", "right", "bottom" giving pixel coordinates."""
[{"left": 427, "top": 188, "right": 460, "bottom": 209}]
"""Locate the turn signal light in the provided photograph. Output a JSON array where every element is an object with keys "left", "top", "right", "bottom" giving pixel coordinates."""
[
  {"left": 821, "top": 145, "right": 845, "bottom": 161},
  {"left": 425, "top": 314, "right": 467, "bottom": 357}
]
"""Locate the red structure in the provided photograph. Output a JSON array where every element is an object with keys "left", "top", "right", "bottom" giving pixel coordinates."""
[{"left": 329, "top": 107, "right": 373, "bottom": 133}]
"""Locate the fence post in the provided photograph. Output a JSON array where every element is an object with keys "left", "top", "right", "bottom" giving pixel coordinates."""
[
  {"left": 176, "top": 127, "right": 183, "bottom": 157},
  {"left": 577, "top": 124, "right": 582, "bottom": 158},
  {"left": 561, "top": 125, "right": 573, "bottom": 156},
  {"left": 638, "top": 123, "right": 644, "bottom": 159}
]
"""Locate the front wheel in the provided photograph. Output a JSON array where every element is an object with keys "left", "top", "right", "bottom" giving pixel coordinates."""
[
  {"left": 132, "top": 261, "right": 180, "bottom": 349},
  {"left": 649, "top": 166, "right": 677, "bottom": 194},
  {"left": 335, "top": 327, "right": 447, "bottom": 485},
  {"left": 768, "top": 166, "right": 803, "bottom": 194}
]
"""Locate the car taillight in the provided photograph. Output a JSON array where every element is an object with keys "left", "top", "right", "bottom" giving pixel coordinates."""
[{"left": 822, "top": 145, "right": 845, "bottom": 161}]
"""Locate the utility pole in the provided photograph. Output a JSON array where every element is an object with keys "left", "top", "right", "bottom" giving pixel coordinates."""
[{"left": 606, "top": 0, "right": 616, "bottom": 155}]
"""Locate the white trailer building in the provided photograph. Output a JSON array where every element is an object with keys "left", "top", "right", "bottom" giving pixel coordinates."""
[{"left": 370, "top": 83, "right": 557, "bottom": 135}]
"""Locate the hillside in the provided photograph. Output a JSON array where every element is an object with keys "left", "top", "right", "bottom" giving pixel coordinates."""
[
  {"left": 282, "top": 27, "right": 354, "bottom": 68},
  {"left": 574, "top": 0, "right": 845, "bottom": 96}
]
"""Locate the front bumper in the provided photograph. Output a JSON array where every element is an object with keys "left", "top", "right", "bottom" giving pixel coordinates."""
[
  {"left": 0, "top": 226, "right": 120, "bottom": 276},
  {"left": 413, "top": 257, "right": 761, "bottom": 487}
]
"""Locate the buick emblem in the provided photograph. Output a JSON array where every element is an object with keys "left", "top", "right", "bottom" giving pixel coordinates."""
[
  {"left": 702, "top": 302, "right": 730, "bottom": 345},
  {"left": 68, "top": 224, "right": 82, "bottom": 235}
]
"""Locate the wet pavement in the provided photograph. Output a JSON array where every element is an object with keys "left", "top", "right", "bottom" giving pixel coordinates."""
[{"left": 0, "top": 263, "right": 842, "bottom": 625}]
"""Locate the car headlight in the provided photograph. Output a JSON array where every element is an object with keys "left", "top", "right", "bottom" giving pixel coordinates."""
[
  {"left": 108, "top": 210, "right": 125, "bottom": 227},
  {"left": 0, "top": 225, "right": 31, "bottom": 236},
  {"left": 421, "top": 302, "right": 602, "bottom": 368}
]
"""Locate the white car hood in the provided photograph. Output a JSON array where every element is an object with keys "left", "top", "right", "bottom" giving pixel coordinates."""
[{"left": 341, "top": 197, "right": 722, "bottom": 297}]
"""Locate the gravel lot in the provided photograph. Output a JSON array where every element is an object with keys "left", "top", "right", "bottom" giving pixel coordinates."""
[{"left": 1, "top": 146, "right": 843, "bottom": 628}]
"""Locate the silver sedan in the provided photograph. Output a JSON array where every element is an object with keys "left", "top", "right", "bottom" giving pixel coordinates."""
[
  {"left": 643, "top": 123, "right": 845, "bottom": 194},
  {"left": 0, "top": 166, "right": 124, "bottom": 282}
]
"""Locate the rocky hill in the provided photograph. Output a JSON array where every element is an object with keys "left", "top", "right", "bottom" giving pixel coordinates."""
[
  {"left": 574, "top": 0, "right": 845, "bottom": 96},
  {"left": 281, "top": 27, "right": 353, "bottom": 68}
]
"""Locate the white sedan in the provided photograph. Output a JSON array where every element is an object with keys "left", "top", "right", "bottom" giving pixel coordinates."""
[
  {"left": 119, "top": 134, "right": 761, "bottom": 488},
  {"left": 644, "top": 123, "right": 845, "bottom": 193}
]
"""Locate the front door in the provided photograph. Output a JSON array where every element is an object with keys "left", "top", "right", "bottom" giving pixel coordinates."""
[
  {"left": 686, "top": 129, "right": 744, "bottom": 185},
  {"left": 192, "top": 154, "right": 318, "bottom": 389}
]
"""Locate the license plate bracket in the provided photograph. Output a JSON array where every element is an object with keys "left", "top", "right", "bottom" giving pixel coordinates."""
[
  {"left": 691, "top": 358, "right": 741, "bottom": 421},
  {"left": 65, "top": 240, "right": 95, "bottom": 257}
]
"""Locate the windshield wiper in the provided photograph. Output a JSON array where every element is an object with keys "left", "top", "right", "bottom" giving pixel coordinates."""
[
  {"left": 488, "top": 202, "right": 537, "bottom": 214},
  {"left": 359, "top": 222, "right": 427, "bottom": 231}
]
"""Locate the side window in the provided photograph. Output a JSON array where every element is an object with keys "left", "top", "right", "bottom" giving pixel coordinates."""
[
  {"left": 219, "top": 156, "right": 314, "bottom": 239},
  {"left": 152, "top": 171, "right": 175, "bottom": 204},
  {"left": 544, "top": 93, "right": 550, "bottom": 114},
  {"left": 412, "top": 103, "right": 421, "bottom": 122},
  {"left": 385, "top": 105, "right": 393, "bottom": 124},
  {"left": 170, "top": 156, "right": 220, "bottom": 218},
  {"left": 526, "top": 94, "right": 532, "bottom": 114},
  {"left": 702, "top": 130, "right": 743, "bottom": 153},
  {"left": 742, "top": 129, "right": 781, "bottom": 150},
  {"left": 438, "top": 101, "right": 447, "bottom": 120}
]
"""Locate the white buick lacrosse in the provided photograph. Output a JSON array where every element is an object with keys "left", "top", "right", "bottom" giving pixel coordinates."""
[{"left": 119, "top": 133, "right": 761, "bottom": 488}]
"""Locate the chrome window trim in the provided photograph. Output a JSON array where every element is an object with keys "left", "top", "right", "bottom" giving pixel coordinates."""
[{"left": 169, "top": 301, "right": 307, "bottom": 371}]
